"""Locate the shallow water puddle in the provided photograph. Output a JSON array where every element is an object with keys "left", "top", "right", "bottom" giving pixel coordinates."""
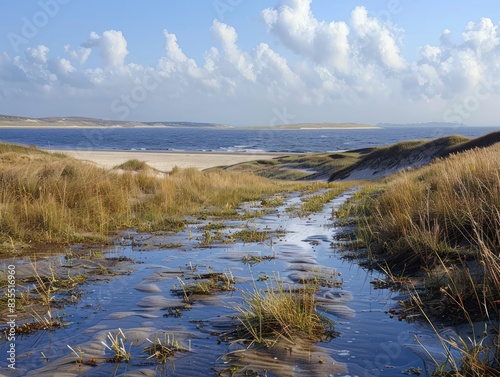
[{"left": 0, "top": 189, "right": 426, "bottom": 376}]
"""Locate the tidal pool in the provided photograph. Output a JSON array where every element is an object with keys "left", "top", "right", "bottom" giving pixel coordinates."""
[{"left": 0, "top": 189, "right": 427, "bottom": 376}]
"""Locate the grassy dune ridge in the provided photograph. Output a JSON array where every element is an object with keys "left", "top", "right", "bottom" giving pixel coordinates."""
[
  {"left": 360, "top": 143, "right": 500, "bottom": 269},
  {"left": 217, "top": 152, "right": 363, "bottom": 180},
  {"left": 343, "top": 142, "right": 500, "bottom": 373},
  {"left": 352, "top": 143, "right": 500, "bottom": 314},
  {"left": 329, "top": 130, "right": 500, "bottom": 181},
  {"left": 0, "top": 143, "right": 305, "bottom": 247},
  {"left": 218, "top": 131, "right": 500, "bottom": 181}
]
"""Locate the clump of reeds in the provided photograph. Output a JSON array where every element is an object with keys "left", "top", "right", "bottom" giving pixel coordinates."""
[
  {"left": 230, "top": 278, "right": 334, "bottom": 347},
  {"left": 411, "top": 243, "right": 500, "bottom": 375},
  {"left": 366, "top": 145, "right": 499, "bottom": 317}
]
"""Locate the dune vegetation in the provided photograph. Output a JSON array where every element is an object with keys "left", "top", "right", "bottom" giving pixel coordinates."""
[
  {"left": 0, "top": 143, "right": 307, "bottom": 250},
  {"left": 339, "top": 142, "right": 500, "bottom": 374},
  {"left": 217, "top": 151, "right": 363, "bottom": 180},
  {"left": 114, "top": 158, "right": 151, "bottom": 172},
  {"left": 370, "top": 144, "right": 499, "bottom": 319},
  {"left": 218, "top": 131, "right": 500, "bottom": 182},
  {"left": 329, "top": 131, "right": 500, "bottom": 181}
]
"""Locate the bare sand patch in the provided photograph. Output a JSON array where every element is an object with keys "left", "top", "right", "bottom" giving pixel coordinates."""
[{"left": 44, "top": 149, "right": 283, "bottom": 171}]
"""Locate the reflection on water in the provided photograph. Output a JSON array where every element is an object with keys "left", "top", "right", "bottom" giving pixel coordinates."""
[{"left": 0, "top": 189, "right": 426, "bottom": 376}]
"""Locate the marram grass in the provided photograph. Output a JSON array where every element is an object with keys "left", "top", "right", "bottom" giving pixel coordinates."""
[
  {"left": 0, "top": 144, "right": 306, "bottom": 247},
  {"left": 348, "top": 143, "right": 500, "bottom": 374},
  {"left": 358, "top": 144, "right": 500, "bottom": 319},
  {"left": 367, "top": 144, "right": 500, "bottom": 268}
]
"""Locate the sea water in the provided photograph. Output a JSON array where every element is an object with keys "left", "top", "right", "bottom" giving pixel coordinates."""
[{"left": 0, "top": 126, "right": 497, "bottom": 153}]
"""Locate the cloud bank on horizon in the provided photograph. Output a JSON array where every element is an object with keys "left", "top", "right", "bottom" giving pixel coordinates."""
[{"left": 1, "top": 0, "right": 499, "bottom": 126}]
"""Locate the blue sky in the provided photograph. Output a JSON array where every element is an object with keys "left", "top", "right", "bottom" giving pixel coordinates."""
[{"left": 1, "top": 0, "right": 499, "bottom": 126}]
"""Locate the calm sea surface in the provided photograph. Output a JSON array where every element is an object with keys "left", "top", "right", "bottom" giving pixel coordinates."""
[{"left": 0, "top": 126, "right": 498, "bottom": 153}]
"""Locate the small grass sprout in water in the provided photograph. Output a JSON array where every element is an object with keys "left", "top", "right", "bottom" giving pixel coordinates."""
[
  {"left": 232, "top": 228, "right": 268, "bottom": 243},
  {"left": 299, "top": 184, "right": 351, "bottom": 215},
  {"left": 260, "top": 196, "right": 283, "bottom": 207},
  {"left": 144, "top": 334, "right": 189, "bottom": 364},
  {"left": 8, "top": 311, "right": 64, "bottom": 335},
  {"left": 172, "top": 272, "right": 235, "bottom": 297},
  {"left": 241, "top": 254, "right": 276, "bottom": 266},
  {"left": 67, "top": 345, "right": 84, "bottom": 366},
  {"left": 101, "top": 328, "right": 131, "bottom": 362}
]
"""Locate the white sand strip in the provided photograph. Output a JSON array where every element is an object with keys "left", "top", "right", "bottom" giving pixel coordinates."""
[{"left": 44, "top": 149, "right": 283, "bottom": 171}]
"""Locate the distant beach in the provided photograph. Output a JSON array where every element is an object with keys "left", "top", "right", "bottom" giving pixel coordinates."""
[{"left": 44, "top": 149, "right": 283, "bottom": 171}]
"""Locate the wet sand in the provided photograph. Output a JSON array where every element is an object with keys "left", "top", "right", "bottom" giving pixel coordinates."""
[{"left": 44, "top": 149, "right": 284, "bottom": 171}]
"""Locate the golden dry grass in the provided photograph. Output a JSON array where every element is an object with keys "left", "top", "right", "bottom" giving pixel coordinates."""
[
  {"left": 370, "top": 144, "right": 500, "bottom": 267},
  {"left": 0, "top": 143, "right": 305, "bottom": 246},
  {"left": 351, "top": 143, "right": 500, "bottom": 373}
]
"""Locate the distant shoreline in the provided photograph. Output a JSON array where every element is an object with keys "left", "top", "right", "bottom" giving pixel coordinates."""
[
  {"left": 0, "top": 125, "right": 382, "bottom": 130},
  {"left": 298, "top": 126, "right": 380, "bottom": 130},
  {"left": 0, "top": 116, "right": 380, "bottom": 130},
  {"left": 0, "top": 125, "right": 225, "bottom": 129}
]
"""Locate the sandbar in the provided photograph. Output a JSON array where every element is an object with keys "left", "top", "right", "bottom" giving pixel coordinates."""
[{"left": 44, "top": 149, "right": 284, "bottom": 171}]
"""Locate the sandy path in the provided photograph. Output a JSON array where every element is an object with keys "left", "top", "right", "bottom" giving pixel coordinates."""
[{"left": 44, "top": 149, "right": 283, "bottom": 171}]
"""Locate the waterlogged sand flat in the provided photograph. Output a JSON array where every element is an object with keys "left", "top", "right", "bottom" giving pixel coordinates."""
[
  {"left": 44, "top": 149, "right": 284, "bottom": 171},
  {"left": 0, "top": 188, "right": 426, "bottom": 376}
]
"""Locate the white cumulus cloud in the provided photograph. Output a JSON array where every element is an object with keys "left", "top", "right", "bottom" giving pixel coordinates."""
[
  {"left": 211, "top": 20, "right": 256, "bottom": 82},
  {"left": 350, "top": 6, "right": 406, "bottom": 71},
  {"left": 407, "top": 17, "right": 500, "bottom": 100},
  {"left": 83, "top": 30, "right": 128, "bottom": 69},
  {"left": 263, "top": 0, "right": 351, "bottom": 73},
  {"left": 26, "top": 45, "right": 50, "bottom": 64},
  {"left": 64, "top": 45, "right": 92, "bottom": 65}
]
